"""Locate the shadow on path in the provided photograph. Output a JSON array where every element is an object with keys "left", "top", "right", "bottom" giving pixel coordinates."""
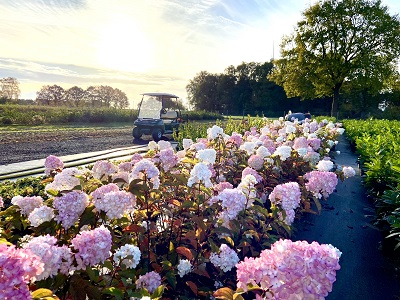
[{"left": 293, "top": 134, "right": 400, "bottom": 300}]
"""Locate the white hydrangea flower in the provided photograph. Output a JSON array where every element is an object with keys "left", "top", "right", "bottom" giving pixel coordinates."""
[
  {"left": 28, "top": 206, "right": 55, "bottom": 227},
  {"left": 158, "top": 140, "right": 172, "bottom": 150},
  {"left": 113, "top": 244, "right": 141, "bottom": 269},
  {"left": 337, "top": 128, "right": 345, "bottom": 135},
  {"left": 285, "top": 124, "right": 296, "bottom": 134},
  {"left": 207, "top": 125, "right": 224, "bottom": 140},
  {"left": 343, "top": 166, "right": 356, "bottom": 178},
  {"left": 296, "top": 148, "right": 308, "bottom": 157},
  {"left": 316, "top": 160, "right": 334, "bottom": 172},
  {"left": 148, "top": 141, "right": 158, "bottom": 151},
  {"left": 177, "top": 259, "right": 192, "bottom": 277},
  {"left": 187, "top": 162, "right": 212, "bottom": 188},
  {"left": 197, "top": 149, "right": 217, "bottom": 165},
  {"left": 256, "top": 146, "right": 271, "bottom": 158},
  {"left": 240, "top": 142, "right": 257, "bottom": 155},
  {"left": 273, "top": 145, "right": 292, "bottom": 161},
  {"left": 182, "top": 139, "right": 193, "bottom": 150}
]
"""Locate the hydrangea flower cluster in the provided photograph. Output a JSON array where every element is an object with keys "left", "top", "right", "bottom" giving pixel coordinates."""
[
  {"left": 91, "top": 183, "right": 136, "bottom": 219},
  {"left": 11, "top": 195, "right": 43, "bottom": 216},
  {"left": 248, "top": 154, "right": 264, "bottom": 170},
  {"left": 53, "top": 191, "right": 89, "bottom": 229},
  {"left": 71, "top": 225, "right": 112, "bottom": 270},
  {"left": 197, "top": 148, "right": 217, "bottom": 165},
  {"left": 45, "top": 167, "right": 82, "bottom": 192},
  {"left": 187, "top": 162, "right": 213, "bottom": 188},
  {"left": 113, "top": 244, "right": 141, "bottom": 269},
  {"left": 343, "top": 166, "right": 356, "bottom": 178},
  {"left": 154, "top": 148, "right": 179, "bottom": 171},
  {"left": 317, "top": 159, "right": 334, "bottom": 172},
  {"left": 0, "top": 244, "right": 44, "bottom": 299},
  {"left": 236, "top": 239, "right": 341, "bottom": 299},
  {"left": 210, "top": 188, "right": 247, "bottom": 224},
  {"left": 130, "top": 159, "right": 160, "bottom": 189},
  {"left": 210, "top": 244, "right": 240, "bottom": 272},
  {"left": 269, "top": 182, "right": 301, "bottom": 225},
  {"left": 44, "top": 155, "right": 64, "bottom": 175},
  {"left": 28, "top": 205, "right": 55, "bottom": 227},
  {"left": 177, "top": 259, "right": 193, "bottom": 277},
  {"left": 136, "top": 271, "right": 162, "bottom": 293},
  {"left": 92, "top": 160, "right": 118, "bottom": 180},
  {"left": 273, "top": 145, "right": 292, "bottom": 161},
  {"left": 22, "top": 235, "right": 74, "bottom": 280},
  {"left": 304, "top": 171, "right": 338, "bottom": 199},
  {"left": 0, "top": 196, "right": 3, "bottom": 208},
  {"left": 207, "top": 125, "right": 224, "bottom": 140}
]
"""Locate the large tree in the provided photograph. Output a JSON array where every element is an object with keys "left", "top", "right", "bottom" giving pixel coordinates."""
[
  {"left": 0, "top": 77, "right": 20, "bottom": 100},
  {"left": 269, "top": 0, "right": 400, "bottom": 117},
  {"left": 36, "top": 85, "right": 65, "bottom": 106}
]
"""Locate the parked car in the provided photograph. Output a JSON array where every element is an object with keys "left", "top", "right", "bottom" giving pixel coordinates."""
[
  {"left": 132, "top": 93, "right": 183, "bottom": 141},
  {"left": 285, "top": 112, "right": 312, "bottom": 123}
]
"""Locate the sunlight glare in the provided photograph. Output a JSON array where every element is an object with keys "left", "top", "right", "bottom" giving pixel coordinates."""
[{"left": 97, "top": 16, "right": 154, "bottom": 73}]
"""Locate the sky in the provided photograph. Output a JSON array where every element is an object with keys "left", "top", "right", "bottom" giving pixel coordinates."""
[{"left": 1, "top": 0, "right": 400, "bottom": 107}]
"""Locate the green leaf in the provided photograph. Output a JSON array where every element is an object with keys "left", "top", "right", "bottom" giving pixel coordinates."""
[
  {"left": 151, "top": 285, "right": 165, "bottom": 298},
  {"left": 103, "top": 287, "right": 124, "bottom": 299}
]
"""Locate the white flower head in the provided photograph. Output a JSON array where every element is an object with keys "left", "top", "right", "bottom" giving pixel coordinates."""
[
  {"left": 207, "top": 125, "right": 224, "bottom": 140},
  {"left": 197, "top": 149, "right": 217, "bottom": 165}
]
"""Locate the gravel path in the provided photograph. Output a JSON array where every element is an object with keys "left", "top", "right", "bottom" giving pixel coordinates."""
[{"left": 0, "top": 126, "right": 153, "bottom": 165}]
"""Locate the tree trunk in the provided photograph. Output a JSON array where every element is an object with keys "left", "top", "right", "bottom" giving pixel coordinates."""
[{"left": 331, "top": 84, "right": 341, "bottom": 118}]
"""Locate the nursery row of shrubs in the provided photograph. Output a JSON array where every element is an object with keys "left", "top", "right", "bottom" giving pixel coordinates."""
[
  {"left": 0, "top": 117, "right": 352, "bottom": 299},
  {"left": 0, "top": 104, "right": 222, "bottom": 126},
  {"left": 343, "top": 119, "right": 400, "bottom": 255}
]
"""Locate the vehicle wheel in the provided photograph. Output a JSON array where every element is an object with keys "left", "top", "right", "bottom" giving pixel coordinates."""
[
  {"left": 152, "top": 128, "right": 162, "bottom": 141},
  {"left": 133, "top": 127, "right": 142, "bottom": 139}
]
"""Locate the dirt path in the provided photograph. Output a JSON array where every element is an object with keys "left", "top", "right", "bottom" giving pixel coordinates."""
[
  {"left": 294, "top": 135, "right": 400, "bottom": 299},
  {"left": 0, "top": 127, "right": 154, "bottom": 165}
]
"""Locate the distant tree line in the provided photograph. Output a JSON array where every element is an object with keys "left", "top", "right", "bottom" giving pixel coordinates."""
[
  {"left": 36, "top": 85, "right": 129, "bottom": 108},
  {"left": 0, "top": 78, "right": 129, "bottom": 109}
]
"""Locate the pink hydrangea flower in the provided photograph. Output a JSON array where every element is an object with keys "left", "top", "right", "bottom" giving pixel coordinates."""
[
  {"left": 248, "top": 154, "right": 264, "bottom": 170},
  {"left": 92, "top": 160, "right": 118, "bottom": 180},
  {"left": 213, "top": 181, "right": 234, "bottom": 193},
  {"left": 0, "top": 244, "right": 44, "bottom": 299},
  {"left": 154, "top": 148, "right": 179, "bottom": 171},
  {"left": 293, "top": 137, "right": 308, "bottom": 150},
  {"left": 269, "top": 182, "right": 301, "bottom": 225},
  {"left": 214, "top": 188, "right": 247, "bottom": 222},
  {"left": 0, "top": 196, "right": 3, "bottom": 208},
  {"left": 44, "top": 155, "right": 64, "bottom": 175},
  {"left": 45, "top": 167, "right": 82, "bottom": 192},
  {"left": 304, "top": 171, "right": 338, "bottom": 199},
  {"left": 308, "top": 138, "right": 321, "bottom": 150},
  {"left": 131, "top": 153, "right": 143, "bottom": 164},
  {"left": 92, "top": 185, "right": 136, "bottom": 220},
  {"left": 23, "top": 235, "right": 74, "bottom": 280},
  {"left": 136, "top": 271, "right": 162, "bottom": 293},
  {"left": 210, "top": 244, "right": 240, "bottom": 272},
  {"left": 130, "top": 159, "right": 160, "bottom": 189},
  {"left": 71, "top": 225, "right": 112, "bottom": 270},
  {"left": 11, "top": 195, "right": 43, "bottom": 216},
  {"left": 236, "top": 239, "right": 341, "bottom": 299},
  {"left": 53, "top": 191, "right": 89, "bottom": 229},
  {"left": 227, "top": 132, "right": 243, "bottom": 147},
  {"left": 242, "top": 167, "right": 262, "bottom": 183}
]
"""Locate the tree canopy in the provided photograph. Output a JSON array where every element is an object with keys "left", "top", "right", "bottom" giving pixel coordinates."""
[
  {"left": 36, "top": 85, "right": 129, "bottom": 108},
  {"left": 269, "top": 0, "right": 400, "bottom": 117},
  {"left": 0, "top": 77, "right": 20, "bottom": 100}
]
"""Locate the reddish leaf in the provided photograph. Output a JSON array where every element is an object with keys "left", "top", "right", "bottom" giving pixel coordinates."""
[
  {"left": 176, "top": 246, "right": 193, "bottom": 260},
  {"left": 123, "top": 224, "right": 144, "bottom": 233},
  {"left": 186, "top": 281, "right": 198, "bottom": 295}
]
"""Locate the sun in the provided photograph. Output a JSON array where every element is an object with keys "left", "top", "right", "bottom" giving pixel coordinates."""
[{"left": 97, "top": 16, "right": 154, "bottom": 73}]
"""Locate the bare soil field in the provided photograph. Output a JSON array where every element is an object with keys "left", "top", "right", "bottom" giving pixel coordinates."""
[{"left": 0, "top": 127, "right": 152, "bottom": 165}]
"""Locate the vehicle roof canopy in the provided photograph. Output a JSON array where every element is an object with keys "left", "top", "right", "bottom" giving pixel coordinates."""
[{"left": 141, "top": 93, "right": 179, "bottom": 98}]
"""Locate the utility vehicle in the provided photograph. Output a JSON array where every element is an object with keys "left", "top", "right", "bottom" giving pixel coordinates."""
[{"left": 132, "top": 93, "right": 182, "bottom": 141}]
